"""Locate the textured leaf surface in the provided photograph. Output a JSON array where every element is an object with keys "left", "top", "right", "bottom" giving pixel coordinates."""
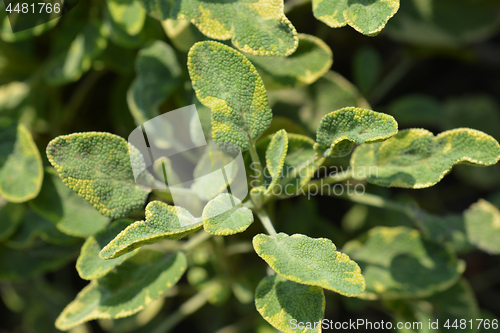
[
  {"left": 313, "top": 0, "right": 400, "bottom": 36},
  {"left": 464, "top": 199, "right": 500, "bottom": 254},
  {"left": 202, "top": 193, "right": 253, "bottom": 235},
  {"left": 56, "top": 251, "right": 187, "bottom": 330},
  {"left": 127, "top": 41, "right": 181, "bottom": 125},
  {"left": 107, "top": 0, "right": 146, "bottom": 36},
  {"left": 265, "top": 130, "right": 288, "bottom": 194},
  {"left": 253, "top": 233, "right": 365, "bottom": 296},
  {"left": 315, "top": 107, "right": 398, "bottom": 158},
  {"left": 76, "top": 219, "right": 138, "bottom": 280},
  {"left": 30, "top": 168, "right": 109, "bottom": 237},
  {"left": 255, "top": 274, "right": 325, "bottom": 333},
  {"left": 343, "top": 226, "right": 465, "bottom": 300},
  {"left": 351, "top": 128, "right": 500, "bottom": 188},
  {"left": 0, "top": 118, "right": 43, "bottom": 202},
  {"left": 188, "top": 41, "right": 272, "bottom": 151},
  {"left": 140, "top": 0, "right": 298, "bottom": 55},
  {"left": 247, "top": 34, "right": 332, "bottom": 89},
  {"left": 100, "top": 201, "right": 202, "bottom": 259},
  {"left": 46, "top": 132, "right": 152, "bottom": 219}
]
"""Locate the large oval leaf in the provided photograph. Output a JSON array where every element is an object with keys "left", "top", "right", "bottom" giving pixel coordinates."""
[
  {"left": 100, "top": 201, "right": 203, "bottom": 259},
  {"left": 351, "top": 128, "right": 500, "bottom": 188},
  {"left": 202, "top": 193, "right": 254, "bottom": 236},
  {"left": 46, "top": 132, "right": 152, "bottom": 219},
  {"left": 315, "top": 107, "right": 398, "bottom": 158},
  {"left": 0, "top": 118, "right": 43, "bottom": 202},
  {"left": 343, "top": 226, "right": 466, "bottom": 300},
  {"left": 253, "top": 233, "right": 365, "bottom": 296},
  {"left": 188, "top": 41, "right": 272, "bottom": 151},
  {"left": 255, "top": 274, "right": 325, "bottom": 333},
  {"left": 56, "top": 251, "right": 187, "bottom": 330}
]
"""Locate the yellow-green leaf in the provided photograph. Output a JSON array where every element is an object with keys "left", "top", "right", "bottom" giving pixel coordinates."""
[
  {"left": 107, "top": 0, "right": 146, "bottom": 36},
  {"left": 464, "top": 199, "right": 500, "bottom": 254},
  {"left": 202, "top": 193, "right": 254, "bottom": 236},
  {"left": 255, "top": 274, "right": 325, "bottom": 333},
  {"left": 0, "top": 118, "right": 43, "bottom": 202},
  {"left": 265, "top": 130, "right": 288, "bottom": 194},
  {"left": 161, "top": 19, "right": 202, "bottom": 52},
  {"left": 315, "top": 107, "right": 398, "bottom": 158},
  {"left": 343, "top": 226, "right": 466, "bottom": 300},
  {"left": 55, "top": 251, "right": 187, "bottom": 330},
  {"left": 100, "top": 201, "right": 203, "bottom": 259},
  {"left": 188, "top": 41, "right": 272, "bottom": 151},
  {"left": 351, "top": 128, "right": 500, "bottom": 188},
  {"left": 253, "top": 233, "right": 365, "bottom": 297}
]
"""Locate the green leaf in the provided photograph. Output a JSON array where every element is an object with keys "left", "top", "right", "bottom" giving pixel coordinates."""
[
  {"left": 127, "top": 41, "right": 181, "bottom": 125},
  {"left": 0, "top": 202, "right": 24, "bottom": 242},
  {"left": 0, "top": 118, "right": 43, "bottom": 202},
  {"left": 188, "top": 41, "right": 272, "bottom": 151},
  {"left": 464, "top": 199, "right": 500, "bottom": 254},
  {"left": 76, "top": 219, "right": 138, "bottom": 280},
  {"left": 385, "top": 94, "right": 442, "bottom": 127},
  {"left": 313, "top": 0, "right": 400, "bottom": 36},
  {"left": 161, "top": 19, "right": 203, "bottom": 52},
  {"left": 265, "top": 130, "right": 288, "bottom": 194},
  {"left": 255, "top": 274, "right": 325, "bottom": 333},
  {"left": 253, "top": 233, "right": 365, "bottom": 297},
  {"left": 247, "top": 34, "right": 333, "bottom": 89},
  {"left": 107, "top": 0, "right": 147, "bottom": 36},
  {"left": 140, "top": 0, "right": 298, "bottom": 56},
  {"left": 351, "top": 128, "right": 500, "bottom": 188},
  {"left": 55, "top": 251, "right": 187, "bottom": 330},
  {"left": 1, "top": 14, "right": 59, "bottom": 43},
  {"left": 30, "top": 168, "right": 109, "bottom": 237},
  {"left": 202, "top": 193, "right": 253, "bottom": 236},
  {"left": 100, "top": 201, "right": 203, "bottom": 259},
  {"left": 342, "top": 226, "right": 466, "bottom": 300},
  {"left": 45, "top": 20, "right": 109, "bottom": 85},
  {"left": 315, "top": 107, "right": 398, "bottom": 158},
  {"left": 352, "top": 46, "right": 381, "bottom": 94},
  {"left": 0, "top": 82, "right": 30, "bottom": 115},
  {"left": 46, "top": 132, "right": 153, "bottom": 219}
]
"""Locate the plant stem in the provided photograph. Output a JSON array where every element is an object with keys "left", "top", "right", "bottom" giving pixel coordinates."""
[
  {"left": 256, "top": 209, "right": 277, "bottom": 237},
  {"left": 248, "top": 144, "right": 264, "bottom": 187},
  {"left": 308, "top": 169, "right": 353, "bottom": 187},
  {"left": 181, "top": 230, "right": 213, "bottom": 251},
  {"left": 150, "top": 290, "right": 211, "bottom": 333}
]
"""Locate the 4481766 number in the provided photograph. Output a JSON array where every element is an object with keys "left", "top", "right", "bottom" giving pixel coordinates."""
[
  {"left": 6, "top": 2, "right": 63, "bottom": 14},
  {"left": 444, "top": 319, "right": 498, "bottom": 330}
]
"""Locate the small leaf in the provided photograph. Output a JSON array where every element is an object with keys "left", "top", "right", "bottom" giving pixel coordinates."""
[
  {"left": 253, "top": 233, "right": 365, "bottom": 296},
  {"left": 464, "top": 199, "right": 500, "bottom": 254},
  {"left": 0, "top": 202, "right": 24, "bottom": 242},
  {"left": 127, "top": 41, "right": 181, "bottom": 125},
  {"left": 351, "top": 128, "right": 500, "bottom": 188},
  {"left": 107, "top": 0, "right": 146, "bottom": 36},
  {"left": 265, "top": 130, "right": 288, "bottom": 194},
  {"left": 313, "top": 0, "right": 399, "bottom": 36},
  {"left": 100, "top": 201, "right": 202, "bottom": 259},
  {"left": 0, "top": 118, "right": 43, "bottom": 202},
  {"left": 56, "top": 251, "right": 187, "bottom": 330},
  {"left": 343, "top": 226, "right": 466, "bottom": 300},
  {"left": 315, "top": 107, "right": 398, "bottom": 157},
  {"left": 46, "top": 132, "right": 153, "bottom": 219},
  {"left": 202, "top": 193, "right": 253, "bottom": 236},
  {"left": 247, "top": 34, "right": 333, "bottom": 89},
  {"left": 30, "top": 168, "right": 109, "bottom": 237},
  {"left": 255, "top": 274, "right": 325, "bottom": 333},
  {"left": 76, "top": 219, "right": 138, "bottom": 280},
  {"left": 188, "top": 41, "right": 272, "bottom": 152}
]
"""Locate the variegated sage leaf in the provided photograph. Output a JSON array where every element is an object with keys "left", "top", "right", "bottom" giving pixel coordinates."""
[
  {"left": 247, "top": 34, "right": 333, "bottom": 89},
  {"left": 127, "top": 41, "right": 181, "bottom": 125},
  {"left": 0, "top": 118, "right": 43, "bottom": 202},
  {"left": 265, "top": 130, "right": 288, "bottom": 194},
  {"left": 202, "top": 193, "right": 253, "bottom": 236},
  {"left": 46, "top": 132, "right": 153, "bottom": 219},
  {"left": 253, "top": 233, "right": 365, "bottom": 297},
  {"left": 343, "top": 226, "right": 466, "bottom": 300},
  {"left": 315, "top": 107, "right": 398, "bottom": 158},
  {"left": 107, "top": 0, "right": 146, "bottom": 36},
  {"left": 255, "top": 274, "right": 325, "bottom": 333},
  {"left": 188, "top": 41, "right": 272, "bottom": 151},
  {"left": 55, "top": 251, "right": 187, "bottom": 330},
  {"left": 76, "top": 219, "right": 138, "bottom": 280},
  {"left": 464, "top": 199, "right": 500, "bottom": 254},
  {"left": 100, "top": 201, "right": 203, "bottom": 259},
  {"left": 351, "top": 128, "right": 500, "bottom": 188},
  {"left": 313, "top": 0, "right": 399, "bottom": 36}
]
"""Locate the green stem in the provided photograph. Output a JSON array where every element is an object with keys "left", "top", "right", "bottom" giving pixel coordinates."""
[
  {"left": 308, "top": 169, "right": 353, "bottom": 187},
  {"left": 256, "top": 209, "right": 277, "bottom": 237},
  {"left": 181, "top": 230, "right": 213, "bottom": 251},
  {"left": 248, "top": 144, "right": 264, "bottom": 187}
]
